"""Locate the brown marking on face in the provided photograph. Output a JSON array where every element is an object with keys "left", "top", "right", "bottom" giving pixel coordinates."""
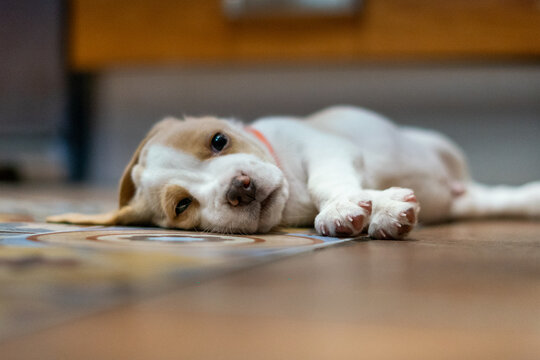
[
  {"left": 160, "top": 184, "right": 200, "bottom": 229},
  {"left": 118, "top": 117, "right": 179, "bottom": 207},
  {"left": 153, "top": 117, "right": 273, "bottom": 163},
  {"left": 48, "top": 116, "right": 274, "bottom": 229}
]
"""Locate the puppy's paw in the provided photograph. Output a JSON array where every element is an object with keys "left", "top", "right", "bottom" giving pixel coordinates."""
[
  {"left": 314, "top": 198, "right": 372, "bottom": 237},
  {"left": 368, "top": 187, "right": 420, "bottom": 240}
]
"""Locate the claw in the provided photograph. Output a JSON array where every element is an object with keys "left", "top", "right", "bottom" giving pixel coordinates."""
[
  {"left": 335, "top": 220, "right": 353, "bottom": 236},
  {"left": 396, "top": 223, "right": 412, "bottom": 236},
  {"left": 400, "top": 208, "right": 416, "bottom": 223},
  {"left": 320, "top": 225, "right": 329, "bottom": 236},
  {"left": 348, "top": 214, "right": 365, "bottom": 231},
  {"left": 358, "top": 200, "right": 372, "bottom": 215},
  {"left": 404, "top": 194, "right": 417, "bottom": 203}
]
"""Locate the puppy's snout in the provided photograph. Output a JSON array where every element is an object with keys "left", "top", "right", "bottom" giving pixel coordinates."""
[{"left": 227, "top": 175, "right": 256, "bottom": 206}]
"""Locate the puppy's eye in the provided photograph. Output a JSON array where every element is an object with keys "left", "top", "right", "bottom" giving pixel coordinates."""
[
  {"left": 175, "top": 198, "right": 192, "bottom": 216},
  {"left": 211, "top": 133, "right": 228, "bottom": 152}
]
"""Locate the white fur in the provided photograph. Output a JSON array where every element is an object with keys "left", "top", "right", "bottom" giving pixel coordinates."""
[
  {"left": 125, "top": 105, "right": 540, "bottom": 238},
  {"left": 244, "top": 106, "right": 539, "bottom": 238},
  {"left": 137, "top": 144, "right": 288, "bottom": 234}
]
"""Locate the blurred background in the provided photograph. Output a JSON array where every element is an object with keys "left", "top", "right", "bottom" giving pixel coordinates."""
[{"left": 1, "top": 0, "right": 539, "bottom": 187}]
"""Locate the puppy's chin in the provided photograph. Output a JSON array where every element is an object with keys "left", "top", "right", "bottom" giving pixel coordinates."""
[
  {"left": 195, "top": 152, "right": 289, "bottom": 234},
  {"left": 256, "top": 182, "right": 288, "bottom": 233},
  {"left": 199, "top": 179, "right": 289, "bottom": 234}
]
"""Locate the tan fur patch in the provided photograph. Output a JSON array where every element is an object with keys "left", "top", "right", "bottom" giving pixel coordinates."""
[
  {"left": 118, "top": 118, "right": 179, "bottom": 207},
  {"left": 160, "top": 184, "right": 201, "bottom": 229},
  {"left": 152, "top": 117, "right": 273, "bottom": 163},
  {"left": 48, "top": 116, "right": 274, "bottom": 228}
]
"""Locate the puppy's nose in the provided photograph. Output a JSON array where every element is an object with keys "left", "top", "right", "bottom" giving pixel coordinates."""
[{"left": 226, "top": 175, "right": 256, "bottom": 206}]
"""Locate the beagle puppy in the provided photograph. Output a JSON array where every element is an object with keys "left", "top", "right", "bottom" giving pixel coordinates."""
[{"left": 48, "top": 106, "right": 540, "bottom": 239}]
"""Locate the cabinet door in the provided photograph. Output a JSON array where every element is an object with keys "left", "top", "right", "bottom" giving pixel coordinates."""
[{"left": 70, "top": 0, "right": 540, "bottom": 70}]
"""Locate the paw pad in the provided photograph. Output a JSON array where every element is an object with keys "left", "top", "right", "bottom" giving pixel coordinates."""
[
  {"left": 396, "top": 223, "right": 413, "bottom": 236},
  {"left": 367, "top": 187, "right": 420, "bottom": 240},
  {"left": 314, "top": 198, "right": 372, "bottom": 237},
  {"left": 347, "top": 214, "right": 365, "bottom": 232},
  {"left": 335, "top": 220, "right": 353, "bottom": 236},
  {"left": 404, "top": 194, "right": 417, "bottom": 203},
  {"left": 400, "top": 208, "right": 416, "bottom": 223},
  {"left": 375, "top": 229, "right": 391, "bottom": 240}
]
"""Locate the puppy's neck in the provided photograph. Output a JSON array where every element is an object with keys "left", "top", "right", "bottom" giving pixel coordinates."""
[{"left": 245, "top": 126, "right": 280, "bottom": 167}]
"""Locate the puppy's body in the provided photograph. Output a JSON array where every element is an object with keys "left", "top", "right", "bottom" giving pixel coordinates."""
[
  {"left": 254, "top": 107, "right": 463, "bottom": 224},
  {"left": 49, "top": 106, "right": 540, "bottom": 239}
]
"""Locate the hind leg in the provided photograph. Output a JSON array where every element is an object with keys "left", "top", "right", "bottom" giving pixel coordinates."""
[
  {"left": 396, "top": 127, "right": 471, "bottom": 224},
  {"left": 450, "top": 182, "right": 540, "bottom": 219}
]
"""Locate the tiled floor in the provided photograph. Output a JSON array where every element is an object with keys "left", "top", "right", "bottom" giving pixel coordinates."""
[{"left": 0, "top": 185, "right": 352, "bottom": 340}]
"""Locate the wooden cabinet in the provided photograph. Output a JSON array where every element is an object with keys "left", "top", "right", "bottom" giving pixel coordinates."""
[{"left": 70, "top": 0, "right": 540, "bottom": 70}]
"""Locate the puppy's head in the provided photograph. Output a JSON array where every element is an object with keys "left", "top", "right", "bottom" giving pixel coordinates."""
[{"left": 47, "top": 116, "right": 289, "bottom": 234}]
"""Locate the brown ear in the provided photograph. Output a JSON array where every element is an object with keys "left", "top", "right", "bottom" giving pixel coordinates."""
[
  {"left": 46, "top": 206, "right": 142, "bottom": 226},
  {"left": 46, "top": 117, "right": 181, "bottom": 227},
  {"left": 118, "top": 117, "right": 180, "bottom": 207}
]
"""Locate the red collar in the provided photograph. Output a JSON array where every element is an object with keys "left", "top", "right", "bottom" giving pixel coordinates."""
[{"left": 245, "top": 126, "right": 280, "bottom": 167}]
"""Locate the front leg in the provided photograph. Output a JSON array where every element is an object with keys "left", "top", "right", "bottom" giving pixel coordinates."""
[
  {"left": 364, "top": 187, "right": 420, "bottom": 239},
  {"left": 307, "top": 154, "right": 420, "bottom": 239},
  {"left": 307, "top": 153, "right": 373, "bottom": 237}
]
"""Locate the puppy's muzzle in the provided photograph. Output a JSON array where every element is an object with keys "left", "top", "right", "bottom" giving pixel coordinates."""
[{"left": 226, "top": 175, "right": 256, "bottom": 207}]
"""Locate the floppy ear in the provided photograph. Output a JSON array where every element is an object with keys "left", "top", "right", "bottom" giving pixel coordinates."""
[
  {"left": 47, "top": 117, "right": 180, "bottom": 226},
  {"left": 118, "top": 117, "right": 181, "bottom": 207},
  {"left": 46, "top": 206, "right": 139, "bottom": 226}
]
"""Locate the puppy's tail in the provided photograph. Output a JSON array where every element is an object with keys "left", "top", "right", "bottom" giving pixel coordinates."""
[{"left": 450, "top": 181, "right": 540, "bottom": 219}]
